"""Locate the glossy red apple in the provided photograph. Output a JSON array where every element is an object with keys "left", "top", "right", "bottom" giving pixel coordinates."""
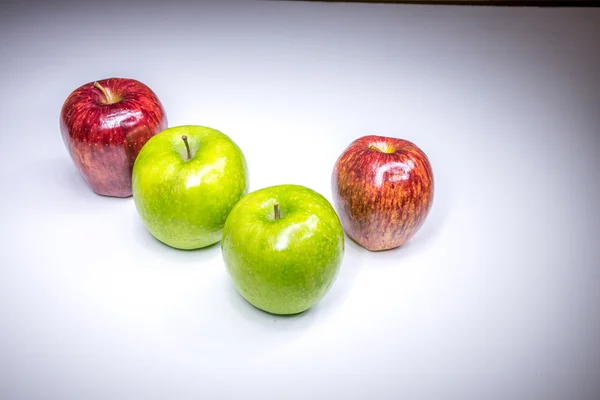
[
  {"left": 331, "top": 135, "right": 434, "bottom": 251},
  {"left": 60, "top": 78, "right": 167, "bottom": 197}
]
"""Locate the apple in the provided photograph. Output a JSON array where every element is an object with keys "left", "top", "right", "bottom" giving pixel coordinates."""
[
  {"left": 221, "top": 184, "right": 344, "bottom": 315},
  {"left": 60, "top": 77, "right": 167, "bottom": 197},
  {"left": 331, "top": 135, "right": 434, "bottom": 251},
  {"left": 132, "top": 125, "right": 248, "bottom": 250}
]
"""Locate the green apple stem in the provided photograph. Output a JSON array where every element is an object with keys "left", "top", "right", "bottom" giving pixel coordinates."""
[
  {"left": 93, "top": 81, "right": 113, "bottom": 103},
  {"left": 274, "top": 203, "right": 280, "bottom": 220},
  {"left": 181, "top": 135, "right": 192, "bottom": 160}
]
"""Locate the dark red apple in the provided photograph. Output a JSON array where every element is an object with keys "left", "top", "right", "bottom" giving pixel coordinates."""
[
  {"left": 331, "top": 135, "right": 434, "bottom": 251},
  {"left": 60, "top": 78, "right": 167, "bottom": 197}
]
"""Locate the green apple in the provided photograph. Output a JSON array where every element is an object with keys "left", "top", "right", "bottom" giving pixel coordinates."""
[
  {"left": 132, "top": 125, "right": 248, "bottom": 250},
  {"left": 222, "top": 184, "right": 344, "bottom": 315}
]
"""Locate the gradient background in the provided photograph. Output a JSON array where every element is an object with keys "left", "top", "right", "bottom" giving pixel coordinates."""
[{"left": 1, "top": 0, "right": 599, "bottom": 398}]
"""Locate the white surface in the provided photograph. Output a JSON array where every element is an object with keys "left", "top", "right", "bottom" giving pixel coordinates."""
[{"left": 1, "top": 1, "right": 600, "bottom": 399}]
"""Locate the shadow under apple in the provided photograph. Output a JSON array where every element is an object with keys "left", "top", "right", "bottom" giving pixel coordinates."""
[
  {"left": 222, "top": 238, "right": 365, "bottom": 329},
  {"left": 22, "top": 157, "right": 131, "bottom": 216},
  {"left": 225, "top": 280, "right": 316, "bottom": 328},
  {"left": 31, "top": 156, "right": 87, "bottom": 194},
  {"left": 131, "top": 213, "right": 223, "bottom": 267}
]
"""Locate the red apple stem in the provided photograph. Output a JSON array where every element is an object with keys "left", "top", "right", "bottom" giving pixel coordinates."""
[
  {"left": 181, "top": 135, "right": 192, "bottom": 160},
  {"left": 274, "top": 203, "right": 280, "bottom": 220},
  {"left": 93, "top": 81, "right": 112, "bottom": 103}
]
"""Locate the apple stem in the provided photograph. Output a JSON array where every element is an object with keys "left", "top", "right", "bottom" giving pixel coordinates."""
[
  {"left": 274, "top": 203, "right": 280, "bottom": 220},
  {"left": 93, "top": 81, "right": 112, "bottom": 103},
  {"left": 181, "top": 135, "right": 192, "bottom": 160}
]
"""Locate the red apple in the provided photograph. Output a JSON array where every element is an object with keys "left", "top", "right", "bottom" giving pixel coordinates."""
[
  {"left": 331, "top": 135, "right": 434, "bottom": 251},
  {"left": 60, "top": 77, "right": 167, "bottom": 197}
]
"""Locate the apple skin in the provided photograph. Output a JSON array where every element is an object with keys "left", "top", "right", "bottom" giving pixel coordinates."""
[
  {"left": 222, "top": 185, "right": 344, "bottom": 315},
  {"left": 331, "top": 135, "right": 434, "bottom": 251},
  {"left": 60, "top": 77, "right": 167, "bottom": 197},
  {"left": 132, "top": 125, "right": 248, "bottom": 250}
]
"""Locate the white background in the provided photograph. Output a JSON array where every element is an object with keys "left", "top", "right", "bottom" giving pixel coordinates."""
[{"left": 1, "top": 1, "right": 599, "bottom": 398}]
